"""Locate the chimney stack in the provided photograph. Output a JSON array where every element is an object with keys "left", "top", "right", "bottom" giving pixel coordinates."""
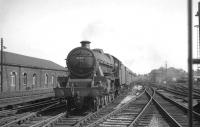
[{"left": 80, "top": 41, "right": 91, "bottom": 49}]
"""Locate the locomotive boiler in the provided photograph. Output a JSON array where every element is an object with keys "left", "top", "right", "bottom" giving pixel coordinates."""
[{"left": 54, "top": 41, "right": 135, "bottom": 111}]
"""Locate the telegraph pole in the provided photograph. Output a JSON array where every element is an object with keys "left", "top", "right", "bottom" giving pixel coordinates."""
[
  {"left": 194, "top": 25, "right": 199, "bottom": 69},
  {"left": 188, "top": 0, "right": 193, "bottom": 126},
  {"left": 165, "top": 61, "right": 167, "bottom": 80},
  {"left": 1, "top": 38, "right": 3, "bottom": 92}
]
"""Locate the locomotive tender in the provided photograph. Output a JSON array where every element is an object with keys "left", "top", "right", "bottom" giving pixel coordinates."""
[{"left": 54, "top": 41, "right": 135, "bottom": 111}]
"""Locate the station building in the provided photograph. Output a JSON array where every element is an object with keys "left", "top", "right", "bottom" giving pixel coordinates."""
[{"left": 0, "top": 51, "right": 67, "bottom": 93}]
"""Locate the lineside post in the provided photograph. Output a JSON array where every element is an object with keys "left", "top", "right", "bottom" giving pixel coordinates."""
[
  {"left": 188, "top": 0, "right": 193, "bottom": 126},
  {"left": 1, "top": 38, "right": 3, "bottom": 93}
]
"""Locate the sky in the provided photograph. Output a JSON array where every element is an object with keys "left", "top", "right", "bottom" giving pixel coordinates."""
[{"left": 0, "top": 0, "right": 199, "bottom": 74}]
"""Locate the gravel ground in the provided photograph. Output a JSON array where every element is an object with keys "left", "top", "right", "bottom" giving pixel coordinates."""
[
  {"left": 148, "top": 113, "right": 170, "bottom": 127},
  {"left": 114, "top": 87, "right": 140, "bottom": 109}
]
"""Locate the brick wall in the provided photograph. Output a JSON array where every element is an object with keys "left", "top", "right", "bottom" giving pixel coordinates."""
[{"left": 0, "top": 65, "right": 67, "bottom": 92}]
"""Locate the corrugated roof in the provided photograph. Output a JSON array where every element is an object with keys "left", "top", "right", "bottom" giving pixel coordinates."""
[{"left": 0, "top": 51, "right": 66, "bottom": 71}]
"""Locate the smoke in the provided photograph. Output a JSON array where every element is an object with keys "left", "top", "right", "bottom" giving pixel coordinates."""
[{"left": 82, "top": 21, "right": 114, "bottom": 41}]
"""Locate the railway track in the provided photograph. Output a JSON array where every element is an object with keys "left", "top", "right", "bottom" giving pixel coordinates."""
[
  {"left": 0, "top": 98, "right": 61, "bottom": 124},
  {"left": 0, "top": 97, "right": 59, "bottom": 114},
  {"left": 178, "top": 85, "right": 200, "bottom": 98},
  {"left": 36, "top": 88, "right": 143, "bottom": 127},
  {"left": 42, "top": 112, "right": 93, "bottom": 127},
  {"left": 162, "top": 84, "right": 200, "bottom": 99},
  {"left": 16, "top": 98, "right": 61, "bottom": 113},
  {"left": 0, "top": 98, "right": 64, "bottom": 127},
  {"left": 132, "top": 102, "right": 170, "bottom": 127},
  {"left": 157, "top": 84, "right": 200, "bottom": 109},
  {"left": 5, "top": 86, "right": 199, "bottom": 127},
  {"left": 0, "top": 109, "right": 17, "bottom": 119},
  {"left": 88, "top": 90, "right": 149, "bottom": 127},
  {"left": 154, "top": 91, "right": 200, "bottom": 127},
  {"left": 0, "top": 89, "right": 54, "bottom": 108},
  {"left": 133, "top": 88, "right": 200, "bottom": 127},
  {"left": 52, "top": 87, "right": 200, "bottom": 127}
]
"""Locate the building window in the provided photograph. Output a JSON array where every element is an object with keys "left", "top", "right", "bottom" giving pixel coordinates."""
[
  {"left": 23, "top": 73, "right": 27, "bottom": 85},
  {"left": 33, "top": 74, "right": 37, "bottom": 86},
  {"left": 11, "top": 72, "right": 16, "bottom": 90},
  {"left": 45, "top": 73, "right": 48, "bottom": 87},
  {"left": 51, "top": 76, "right": 54, "bottom": 85}
]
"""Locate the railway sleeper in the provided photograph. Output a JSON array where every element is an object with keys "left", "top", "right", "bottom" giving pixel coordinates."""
[
  {"left": 53, "top": 122, "right": 75, "bottom": 127},
  {"left": 59, "top": 120, "right": 77, "bottom": 123},
  {"left": 118, "top": 112, "right": 139, "bottom": 115},
  {"left": 110, "top": 117, "right": 133, "bottom": 120},
  {"left": 106, "top": 119, "right": 131, "bottom": 122},
  {"left": 101, "top": 123, "right": 130, "bottom": 126},
  {"left": 101, "top": 121, "right": 130, "bottom": 125}
]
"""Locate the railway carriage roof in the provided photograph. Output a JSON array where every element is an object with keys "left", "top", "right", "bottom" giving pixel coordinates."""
[{"left": 0, "top": 51, "right": 66, "bottom": 71}]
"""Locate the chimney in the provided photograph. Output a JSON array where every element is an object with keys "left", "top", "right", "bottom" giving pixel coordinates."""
[{"left": 80, "top": 41, "right": 91, "bottom": 49}]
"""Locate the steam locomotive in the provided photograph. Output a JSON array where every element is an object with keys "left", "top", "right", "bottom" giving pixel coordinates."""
[{"left": 54, "top": 41, "right": 135, "bottom": 111}]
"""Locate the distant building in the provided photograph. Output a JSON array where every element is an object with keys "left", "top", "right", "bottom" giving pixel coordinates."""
[
  {"left": 149, "top": 67, "right": 187, "bottom": 84},
  {"left": 0, "top": 51, "right": 67, "bottom": 92},
  {"left": 194, "top": 69, "right": 200, "bottom": 83}
]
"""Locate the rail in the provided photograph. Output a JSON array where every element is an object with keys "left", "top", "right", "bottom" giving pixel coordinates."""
[
  {"left": 152, "top": 93, "right": 182, "bottom": 127},
  {"left": 40, "top": 88, "right": 138, "bottom": 127},
  {"left": 156, "top": 90, "right": 200, "bottom": 119},
  {"left": 1, "top": 101, "right": 60, "bottom": 127},
  {"left": 1, "top": 112, "right": 37, "bottom": 127},
  {"left": 128, "top": 88, "right": 154, "bottom": 127},
  {"left": 86, "top": 89, "right": 146, "bottom": 127},
  {"left": 0, "top": 88, "right": 54, "bottom": 99}
]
